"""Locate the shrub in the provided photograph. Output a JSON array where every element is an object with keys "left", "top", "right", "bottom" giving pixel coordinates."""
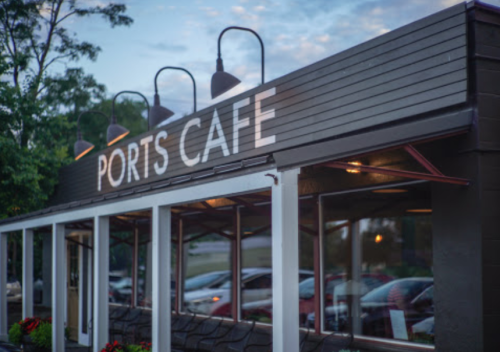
[
  {"left": 8, "top": 322, "right": 22, "bottom": 345},
  {"left": 30, "top": 321, "right": 52, "bottom": 350}
]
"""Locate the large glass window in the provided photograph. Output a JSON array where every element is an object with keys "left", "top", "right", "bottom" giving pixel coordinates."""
[
  {"left": 240, "top": 200, "right": 273, "bottom": 323},
  {"left": 318, "top": 182, "right": 434, "bottom": 345},
  {"left": 179, "top": 199, "right": 234, "bottom": 318}
]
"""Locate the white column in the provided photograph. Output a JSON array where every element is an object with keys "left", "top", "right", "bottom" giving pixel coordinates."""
[
  {"left": 52, "top": 224, "right": 65, "bottom": 352},
  {"left": 272, "top": 168, "right": 300, "bottom": 352},
  {"left": 23, "top": 229, "right": 34, "bottom": 318},
  {"left": 152, "top": 206, "right": 171, "bottom": 352},
  {"left": 0, "top": 233, "right": 8, "bottom": 340},
  {"left": 93, "top": 216, "right": 109, "bottom": 352}
]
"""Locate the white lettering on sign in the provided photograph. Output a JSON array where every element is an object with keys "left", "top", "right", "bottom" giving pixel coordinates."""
[
  {"left": 127, "top": 142, "right": 140, "bottom": 183},
  {"left": 202, "top": 109, "right": 230, "bottom": 163},
  {"left": 180, "top": 118, "right": 201, "bottom": 167},
  {"left": 255, "top": 87, "right": 276, "bottom": 148},
  {"left": 140, "top": 135, "right": 154, "bottom": 179},
  {"left": 154, "top": 130, "right": 169, "bottom": 175},
  {"left": 233, "top": 98, "right": 250, "bottom": 154},
  {"left": 97, "top": 87, "right": 278, "bottom": 191},
  {"left": 107, "top": 148, "right": 126, "bottom": 187},
  {"left": 98, "top": 155, "right": 107, "bottom": 191}
]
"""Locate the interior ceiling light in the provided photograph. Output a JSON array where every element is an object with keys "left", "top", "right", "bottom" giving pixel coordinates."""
[
  {"left": 346, "top": 161, "right": 362, "bottom": 173},
  {"left": 406, "top": 209, "right": 432, "bottom": 213},
  {"left": 372, "top": 189, "right": 408, "bottom": 194}
]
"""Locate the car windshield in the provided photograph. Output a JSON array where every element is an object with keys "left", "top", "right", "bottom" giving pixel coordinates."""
[
  {"left": 361, "top": 278, "right": 433, "bottom": 303},
  {"left": 299, "top": 277, "right": 315, "bottom": 299},
  {"left": 185, "top": 272, "right": 228, "bottom": 291},
  {"left": 113, "top": 278, "right": 132, "bottom": 289}
]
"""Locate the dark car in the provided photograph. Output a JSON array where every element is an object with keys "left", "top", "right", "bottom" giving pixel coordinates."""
[{"left": 307, "top": 277, "right": 434, "bottom": 339}]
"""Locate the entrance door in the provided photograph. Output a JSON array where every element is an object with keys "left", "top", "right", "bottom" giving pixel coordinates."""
[{"left": 66, "top": 232, "right": 92, "bottom": 346}]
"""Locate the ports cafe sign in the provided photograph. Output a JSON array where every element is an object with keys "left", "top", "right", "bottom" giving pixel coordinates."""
[{"left": 96, "top": 88, "right": 278, "bottom": 193}]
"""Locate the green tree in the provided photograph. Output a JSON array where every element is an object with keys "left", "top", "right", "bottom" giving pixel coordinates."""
[{"left": 0, "top": 1, "right": 133, "bottom": 218}]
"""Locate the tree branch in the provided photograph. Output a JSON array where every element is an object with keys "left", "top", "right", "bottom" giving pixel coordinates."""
[{"left": 55, "top": 10, "right": 76, "bottom": 26}]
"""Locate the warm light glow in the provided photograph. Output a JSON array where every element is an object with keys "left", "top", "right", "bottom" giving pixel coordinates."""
[
  {"left": 372, "top": 189, "right": 408, "bottom": 194},
  {"left": 107, "top": 131, "right": 130, "bottom": 146},
  {"left": 212, "top": 296, "right": 221, "bottom": 302},
  {"left": 75, "top": 145, "right": 95, "bottom": 160},
  {"left": 406, "top": 209, "right": 432, "bottom": 213},
  {"left": 346, "top": 161, "right": 362, "bottom": 173},
  {"left": 244, "top": 231, "right": 253, "bottom": 235},
  {"left": 375, "top": 234, "right": 383, "bottom": 243}
]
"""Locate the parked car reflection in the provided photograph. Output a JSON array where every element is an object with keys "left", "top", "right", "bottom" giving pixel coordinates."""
[
  {"left": 241, "top": 272, "right": 393, "bottom": 325},
  {"left": 184, "top": 268, "right": 314, "bottom": 316},
  {"left": 307, "top": 277, "right": 434, "bottom": 341},
  {"left": 7, "top": 278, "right": 21, "bottom": 302}
]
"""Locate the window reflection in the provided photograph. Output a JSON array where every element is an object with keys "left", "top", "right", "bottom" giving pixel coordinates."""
[
  {"left": 182, "top": 211, "right": 233, "bottom": 317},
  {"left": 316, "top": 183, "right": 434, "bottom": 345},
  {"left": 241, "top": 203, "right": 273, "bottom": 323}
]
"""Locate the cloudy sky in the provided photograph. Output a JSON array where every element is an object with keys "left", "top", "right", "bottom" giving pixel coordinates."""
[{"left": 56, "top": 0, "right": 500, "bottom": 124}]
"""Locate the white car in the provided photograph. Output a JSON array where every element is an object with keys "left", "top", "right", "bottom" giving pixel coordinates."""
[
  {"left": 7, "top": 278, "right": 22, "bottom": 302},
  {"left": 184, "top": 268, "right": 313, "bottom": 316}
]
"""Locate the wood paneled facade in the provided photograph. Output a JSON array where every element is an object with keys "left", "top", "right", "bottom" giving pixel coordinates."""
[{"left": 1, "top": 2, "right": 500, "bottom": 352}]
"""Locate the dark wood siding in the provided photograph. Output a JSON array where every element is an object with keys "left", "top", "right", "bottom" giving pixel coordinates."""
[
  {"left": 471, "top": 4, "right": 500, "bottom": 352},
  {"left": 51, "top": 3, "right": 468, "bottom": 204}
]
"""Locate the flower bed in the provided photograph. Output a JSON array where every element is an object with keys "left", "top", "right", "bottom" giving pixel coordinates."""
[
  {"left": 8, "top": 317, "right": 52, "bottom": 352},
  {"left": 101, "top": 341, "right": 151, "bottom": 352}
]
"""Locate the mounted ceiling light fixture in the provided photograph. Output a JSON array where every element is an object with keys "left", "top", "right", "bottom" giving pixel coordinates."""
[
  {"left": 211, "top": 26, "right": 265, "bottom": 99},
  {"left": 74, "top": 110, "right": 110, "bottom": 160},
  {"left": 346, "top": 161, "right": 363, "bottom": 173},
  {"left": 150, "top": 66, "right": 197, "bottom": 128}
]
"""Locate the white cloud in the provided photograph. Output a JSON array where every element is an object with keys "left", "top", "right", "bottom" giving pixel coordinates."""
[
  {"left": 232, "top": 6, "right": 246, "bottom": 15},
  {"left": 316, "top": 34, "right": 330, "bottom": 43},
  {"left": 200, "top": 7, "right": 220, "bottom": 17},
  {"left": 254, "top": 5, "right": 266, "bottom": 12}
]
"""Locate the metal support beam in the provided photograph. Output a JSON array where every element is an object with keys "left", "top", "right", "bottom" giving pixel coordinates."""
[
  {"left": 152, "top": 205, "right": 171, "bottom": 352},
  {"left": 324, "top": 161, "right": 470, "bottom": 186},
  {"left": 93, "top": 216, "right": 109, "bottom": 352},
  {"left": 0, "top": 233, "right": 7, "bottom": 340},
  {"left": 52, "top": 224, "right": 65, "bottom": 352},
  {"left": 404, "top": 145, "right": 444, "bottom": 176},
  {"left": 23, "top": 229, "right": 34, "bottom": 318},
  {"left": 272, "top": 168, "right": 300, "bottom": 352}
]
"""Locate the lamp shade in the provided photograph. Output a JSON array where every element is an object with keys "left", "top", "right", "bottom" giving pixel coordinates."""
[
  {"left": 211, "top": 58, "right": 241, "bottom": 99},
  {"left": 107, "top": 122, "right": 130, "bottom": 146},
  {"left": 74, "top": 139, "right": 95, "bottom": 161},
  {"left": 149, "top": 93, "right": 174, "bottom": 129}
]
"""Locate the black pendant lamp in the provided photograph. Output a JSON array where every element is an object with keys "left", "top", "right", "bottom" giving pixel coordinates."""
[
  {"left": 151, "top": 66, "right": 197, "bottom": 127},
  {"left": 107, "top": 90, "right": 151, "bottom": 145},
  {"left": 211, "top": 26, "right": 265, "bottom": 99},
  {"left": 74, "top": 110, "right": 110, "bottom": 160}
]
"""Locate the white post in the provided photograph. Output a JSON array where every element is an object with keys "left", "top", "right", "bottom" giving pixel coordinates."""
[
  {"left": 52, "top": 224, "right": 65, "bottom": 352},
  {"left": 93, "top": 216, "right": 109, "bottom": 352},
  {"left": 152, "top": 205, "right": 171, "bottom": 352},
  {"left": 23, "top": 229, "right": 34, "bottom": 318},
  {"left": 272, "top": 168, "right": 300, "bottom": 352},
  {"left": 0, "top": 233, "right": 8, "bottom": 340}
]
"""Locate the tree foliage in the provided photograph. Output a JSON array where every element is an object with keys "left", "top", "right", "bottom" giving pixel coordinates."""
[{"left": 0, "top": 1, "right": 134, "bottom": 218}]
